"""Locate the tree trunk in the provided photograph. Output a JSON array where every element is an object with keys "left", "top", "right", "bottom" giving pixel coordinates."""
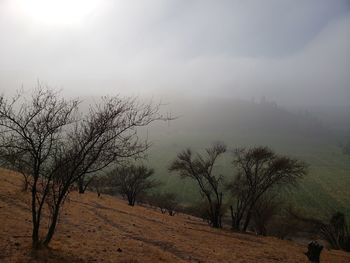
[
  {"left": 257, "top": 225, "right": 267, "bottom": 236},
  {"left": 243, "top": 201, "right": 256, "bottom": 232},
  {"left": 31, "top": 183, "right": 40, "bottom": 248},
  {"left": 127, "top": 194, "right": 135, "bottom": 206},
  {"left": 230, "top": 205, "right": 235, "bottom": 229},
  {"left": 205, "top": 195, "right": 221, "bottom": 228},
  {"left": 210, "top": 204, "right": 221, "bottom": 228},
  {"left": 43, "top": 195, "right": 64, "bottom": 246},
  {"left": 218, "top": 193, "right": 222, "bottom": 228},
  {"left": 32, "top": 222, "right": 40, "bottom": 248},
  {"left": 78, "top": 178, "right": 85, "bottom": 194},
  {"left": 43, "top": 209, "right": 59, "bottom": 246},
  {"left": 243, "top": 210, "right": 252, "bottom": 231},
  {"left": 230, "top": 205, "right": 241, "bottom": 231},
  {"left": 211, "top": 216, "right": 220, "bottom": 228}
]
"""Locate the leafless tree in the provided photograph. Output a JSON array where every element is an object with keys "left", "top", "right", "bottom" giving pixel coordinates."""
[
  {"left": 0, "top": 147, "right": 32, "bottom": 191},
  {"left": 150, "top": 192, "right": 179, "bottom": 216},
  {"left": 228, "top": 146, "right": 307, "bottom": 232},
  {"left": 169, "top": 143, "right": 227, "bottom": 228},
  {"left": 88, "top": 175, "right": 108, "bottom": 197},
  {"left": 112, "top": 164, "right": 158, "bottom": 206},
  {"left": 250, "top": 193, "right": 280, "bottom": 236},
  {"left": 0, "top": 86, "right": 169, "bottom": 248}
]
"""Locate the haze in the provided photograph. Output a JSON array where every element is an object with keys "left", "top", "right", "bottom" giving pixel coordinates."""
[
  {"left": 0, "top": 0, "right": 349, "bottom": 108},
  {"left": 2, "top": 2, "right": 350, "bottom": 259}
]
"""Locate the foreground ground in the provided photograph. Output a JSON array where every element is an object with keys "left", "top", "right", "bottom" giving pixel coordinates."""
[{"left": 0, "top": 169, "right": 349, "bottom": 263}]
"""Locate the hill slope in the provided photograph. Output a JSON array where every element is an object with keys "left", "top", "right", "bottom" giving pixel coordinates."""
[
  {"left": 145, "top": 99, "right": 350, "bottom": 217},
  {"left": 0, "top": 169, "right": 349, "bottom": 263}
]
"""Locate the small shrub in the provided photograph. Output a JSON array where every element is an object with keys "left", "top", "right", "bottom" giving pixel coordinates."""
[{"left": 148, "top": 192, "right": 179, "bottom": 216}]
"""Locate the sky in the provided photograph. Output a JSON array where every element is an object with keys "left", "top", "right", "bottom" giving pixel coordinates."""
[{"left": 0, "top": 0, "right": 349, "bottom": 107}]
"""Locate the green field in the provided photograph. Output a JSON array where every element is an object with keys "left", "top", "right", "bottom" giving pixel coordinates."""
[{"left": 143, "top": 101, "right": 350, "bottom": 220}]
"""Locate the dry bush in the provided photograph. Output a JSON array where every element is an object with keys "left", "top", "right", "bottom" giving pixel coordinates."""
[
  {"left": 110, "top": 164, "right": 159, "bottom": 206},
  {"left": 148, "top": 192, "right": 179, "bottom": 216},
  {"left": 268, "top": 212, "right": 306, "bottom": 239}
]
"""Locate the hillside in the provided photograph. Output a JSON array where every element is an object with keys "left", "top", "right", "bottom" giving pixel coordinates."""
[
  {"left": 1, "top": 169, "right": 349, "bottom": 263},
  {"left": 144, "top": 99, "right": 350, "bottom": 217}
]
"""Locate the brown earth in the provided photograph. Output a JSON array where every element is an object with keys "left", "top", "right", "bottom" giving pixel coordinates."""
[{"left": 0, "top": 169, "right": 349, "bottom": 263}]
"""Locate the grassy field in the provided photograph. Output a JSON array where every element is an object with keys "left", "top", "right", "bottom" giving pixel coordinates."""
[{"left": 145, "top": 124, "right": 350, "bottom": 220}]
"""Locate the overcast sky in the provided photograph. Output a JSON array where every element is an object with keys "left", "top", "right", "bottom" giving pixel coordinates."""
[{"left": 0, "top": 0, "right": 349, "bottom": 106}]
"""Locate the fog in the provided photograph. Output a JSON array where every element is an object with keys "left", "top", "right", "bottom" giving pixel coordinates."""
[
  {"left": 1, "top": 0, "right": 350, "bottom": 230},
  {"left": 0, "top": 0, "right": 349, "bottom": 109}
]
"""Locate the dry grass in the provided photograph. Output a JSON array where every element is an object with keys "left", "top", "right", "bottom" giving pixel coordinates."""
[{"left": 0, "top": 169, "right": 349, "bottom": 263}]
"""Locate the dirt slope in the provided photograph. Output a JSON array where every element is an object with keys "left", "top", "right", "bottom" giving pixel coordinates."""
[{"left": 0, "top": 169, "right": 349, "bottom": 263}]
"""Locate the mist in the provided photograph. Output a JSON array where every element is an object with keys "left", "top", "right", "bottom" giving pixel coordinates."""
[
  {"left": 1, "top": 1, "right": 350, "bottom": 258},
  {"left": 0, "top": 0, "right": 349, "bottom": 109}
]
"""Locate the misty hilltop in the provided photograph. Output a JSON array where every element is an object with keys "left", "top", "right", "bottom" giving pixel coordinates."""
[{"left": 142, "top": 98, "right": 350, "bottom": 217}]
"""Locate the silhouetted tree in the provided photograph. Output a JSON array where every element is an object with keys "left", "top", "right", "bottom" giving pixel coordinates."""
[
  {"left": 250, "top": 193, "right": 280, "bottom": 236},
  {"left": 151, "top": 192, "right": 179, "bottom": 216},
  {"left": 0, "top": 147, "right": 31, "bottom": 191},
  {"left": 112, "top": 164, "right": 158, "bottom": 206},
  {"left": 77, "top": 176, "right": 94, "bottom": 194},
  {"left": 88, "top": 175, "right": 107, "bottom": 197},
  {"left": 178, "top": 201, "right": 212, "bottom": 223},
  {"left": 169, "top": 143, "right": 227, "bottom": 228},
  {"left": 228, "top": 146, "right": 307, "bottom": 232},
  {"left": 0, "top": 86, "right": 169, "bottom": 248}
]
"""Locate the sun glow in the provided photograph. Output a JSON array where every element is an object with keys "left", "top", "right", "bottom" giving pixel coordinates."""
[{"left": 13, "top": 0, "right": 99, "bottom": 27}]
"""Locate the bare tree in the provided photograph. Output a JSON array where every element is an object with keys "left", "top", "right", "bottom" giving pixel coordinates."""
[
  {"left": 169, "top": 143, "right": 227, "bottom": 228},
  {"left": 150, "top": 192, "right": 179, "bottom": 216},
  {"left": 88, "top": 175, "right": 107, "bottom": 197},
  {"left": 0, "top": 86, "right": 169, "bottom": 248},
  {"left": 0, "top": 88, "right": 78, "bottom": 248},
  {"left": 181, "top": 201, "right": 213, "bottom": 223},
  {"left": 112, "top": 164, "right": 158, "bottom": 206},
  {"left": 77, "top": 176, "right": 94, "bottom": 194},
  {"left": 228, "top": 146, "right": 307, "bottom": 232},
  {"left": 0, "top": 147, "right": 32, "bottom": 191},
  {"left": 250, "top": 193, "right": 280, "bottom": 236}
]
